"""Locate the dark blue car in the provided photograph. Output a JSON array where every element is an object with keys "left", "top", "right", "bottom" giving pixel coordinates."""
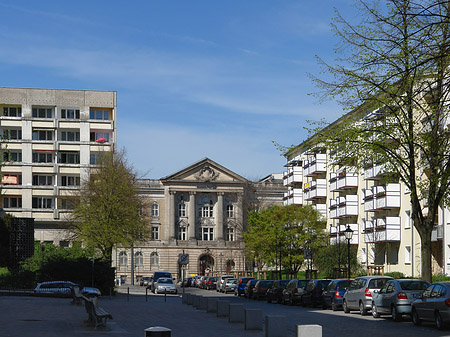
[
  {"left": 235, "top": 277, "right": 255, "bottom": 296},
  {"left": 322, "top": 279, "right": 353, "bottom": 310}
]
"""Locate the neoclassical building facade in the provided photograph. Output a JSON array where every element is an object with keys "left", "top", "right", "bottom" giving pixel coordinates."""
[{"left": 112, "top": 158, "right": 285, "bottom": 284}]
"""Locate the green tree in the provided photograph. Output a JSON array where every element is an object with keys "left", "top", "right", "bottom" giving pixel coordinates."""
[
  {"left": 69, "top": 151, "right": 148, "bottom": 262},
  {"left": 244, "top": 204, "right": 327, "bottom": 277},
  {"left": 315, "top": 243, "right": 362, "bottom": 278},
  {"left": 309, "top": 0, "right": 450, "bottom": 282}
]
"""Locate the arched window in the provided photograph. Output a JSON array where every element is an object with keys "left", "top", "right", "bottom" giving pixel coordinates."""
[
  {"left": 152, "top": 203, "right": 159, "bottom": 217},
  {"left": 135, "top": 251, "right": 143, "bottom": 267},
  {"left": 150, "top": 252, "right": 159, "bottom": 269},
  {"left": 119, "top": 251, "right": 128, "bottom": 267}
]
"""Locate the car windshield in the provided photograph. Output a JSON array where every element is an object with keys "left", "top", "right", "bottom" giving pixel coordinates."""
[
  {"left": 317, "top": 280, "right": 331, "bottom": 289},
  {"left": 250, "top": 280, "right": 257, "bottom": 285},
  {"left": 260, "top": 281, "right": 273, "bottom": 287},
  {"left": 226, "top": 279, "right": 237, "bottom": 283},
  {"left": 337, "top": 280, "right": 352, "bottom": 290},
  {"left": 154, "top": 273, "right": 172, "bottom": 280},
  {"left": 399, "top": 280, "right": 430, "bottom": 291},
  {"left": 158, "top": 278, "right": 173, "bottom": 284},
  {"left": 280, "top": 280, "right": 290, "bottom": 287},
  {"left": 297, "top": 280, "right": 308, "bottom": 288},
  {"left": 368, "top": 278, "right": 390, "bottom": 289}
]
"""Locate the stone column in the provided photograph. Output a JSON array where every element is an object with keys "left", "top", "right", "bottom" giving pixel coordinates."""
[
  {"left": 188, "top": 192, "right": 196, "bottom": 241},
  {"left": 216, "top": 192, "right": 224, "bottom": 241},
  {"left": 169, "top": 191, "right": 176, "bottom": 241}
]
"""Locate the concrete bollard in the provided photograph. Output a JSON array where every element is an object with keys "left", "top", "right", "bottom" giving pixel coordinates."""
[
  {"left": 182, "top": 293, "right": 188, "bottom": 304},
  {"left": 144, "top": 326, "right": 171, "bottom": 337},
  {"left": 207, "top": 298, "right": 218, "bottom": 313},
  {"left": 297, "top": 325, "right": 322, "bottom": 337},
  {"left": 186, "top": 293, "right": 193, "bottom": 305},
  {"left": 265, "top": 315, "right": 287, "bottom": 337},
  {"left": 199, "top": 296, "right": 208, "bottom": 310},
  {"left": 193, "top": 295, "right": 202, "bottom": 308},
  {"left": 229, "top": 304, "right": 245, "bottom": 323},
  {"left": 244, "top": 309, "right": 263, "bottom": 330},
  {"left": 217, "top": 300, "right": 230, "bottom": 317}
]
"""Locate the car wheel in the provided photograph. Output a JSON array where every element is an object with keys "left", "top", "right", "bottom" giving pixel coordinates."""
[
  {"left": 372, "top": 302, "right": 380, "bottom": 318},
  {"left": 331, "top": 300, "right": 338, "bottom": 312},
  {"left": 359, "top": 301, "right": 367, "bottom": 316},
  {"left": 412, "top": 308, "right": 421, "bottom": 326},
  {"left": 436, "top": 311, "right": 444, "bottom": 330},
  {"left": 391, "top": 305, "right": 401, "bottom": 322},
  {"left": 343, "top": 300, "right": 350, "bottom": 313}
]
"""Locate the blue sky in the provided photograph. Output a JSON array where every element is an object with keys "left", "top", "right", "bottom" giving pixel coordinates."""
[{"left": 0, "top": 0, "right": 355, "bottom": 179}]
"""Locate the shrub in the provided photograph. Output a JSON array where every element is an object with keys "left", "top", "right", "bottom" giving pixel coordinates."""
[{"left": 385, "top": 272, "right": 406, "bottom": 279}]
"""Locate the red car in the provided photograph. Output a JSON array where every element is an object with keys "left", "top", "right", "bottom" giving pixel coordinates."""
[{"left": 252, "top": 280, "right": 274, "bottom": 300}]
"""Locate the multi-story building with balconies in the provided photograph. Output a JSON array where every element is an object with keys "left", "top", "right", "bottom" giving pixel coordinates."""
[{"left": 0, "top": 87, "right": 116, "bottom": 246}]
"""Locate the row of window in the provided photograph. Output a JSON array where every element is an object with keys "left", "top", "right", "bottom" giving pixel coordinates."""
[
  {"left": 150, "top": 225, "right": 235, "bottom": 241},
  {"left": 3, "top": 196, "right": 77, "bottom": 209},
  {"left": 3, "top": 151, "right": 103, "bottom": 165},
  {"left": 150, "top": 203, "right": 235, "bottom": 218},
  {"left": 2, "top": 106, "right": 111, "bottom": 120},
  {"left": 118, "top": 251, "right": 159, "bottom": 268},
  {"left": 2, "top": 174, "right": 80, "bottom": 187},
  {"left": 2, "top": 129, "right": 111, "bottom": 142}
]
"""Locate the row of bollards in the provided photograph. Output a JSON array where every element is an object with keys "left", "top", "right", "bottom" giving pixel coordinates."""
[{"left": 182, "top": 293, "right": 322, "bottom": 337}]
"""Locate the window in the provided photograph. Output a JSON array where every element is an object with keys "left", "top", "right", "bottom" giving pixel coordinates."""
[
  {"left": 198, "top": 201, "right": 213, "bottom": 217},
  {"left": 404, "top": 210, "right": 411, "bottom": 229},
  {"left": 226, "top": 227, "right": 235, "bottom": 241},
  {"left": 61, "top": 109, "right": 80, "bottom": 119},
  {"left": 151, "top": 225, "right": 159, "bottom": 240},
  {"left": 90, "top": 132, "right": 110, "bottom": 142},
  {"left": 90, "top": 153, "right": 100, "bottom": 165},
  {"left": 61, "top": 131, "right": 80, "bottom": 141},
  {"left": 32, "top": 175, "right": 53, "bottom": 186},
  {"left": 60, "top": 198, "right": 76, "bottom": 209},
  {"left": 3, "top": 197, "right": 22, "bottom": 208},
  {"left": 59, "top": 241, "right": 70, "bottom": 248},
  {"left": 3, "top": 129, "right": 22, "bottom": 140},
  {"left": 135, "top": 252, "right": 144, "bottom": 267},
  {"left": 32, "top": 197, "right": 53, "bottom": 209},
  {"left": 61, "top": 176, "right": 80, "bottom": 186},
  {"left": 32, "top": 107, "right": 53, "bottom": 118},
  {"left": 3, "top": 151, "right": 22, "bottom": 162},
  {"left": 152, "top": 203, "right": 159, "bottom": 217},
  {"left": 405, "top": 246, "right": 411, "bottom": 264},
  {"left": 178, "top": 226, "right": 187, "bottom": 240},
  {"left": 178, "top": 203, "right": 186, "bottom": 217},
  {"left": 32, "top": 130, "right": 53, "bottom": 141},
  {"left": 32, "top": 152, "right": 54, "bottom": 163},
  {"left": 226, "top": 204, "right": 234, "bottom": 218},
  {"left": 202, "top": 227, "right": 214, "bottom": 241},
  {"left": 150, "top": 252, "right": 159, "bottom": 269},
  {"left": 59, "top": 152, "right": 80, "bottom": 164},
  {"left": 119, "top": 251, "right": 128, "bottom": 267},
  {"left": 3, "top": 106, "right": 21, "bottom": 117},
  {"left": 89, "top": 109, "right": 110, "bottom": 120}
]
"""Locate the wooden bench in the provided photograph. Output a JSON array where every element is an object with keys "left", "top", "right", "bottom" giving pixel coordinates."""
[
  {"left": 82, "top": 295, "right": 112, "bottom": 329},
  {"left": 70, "top": 286, "right": 83, "bottom": 305}
]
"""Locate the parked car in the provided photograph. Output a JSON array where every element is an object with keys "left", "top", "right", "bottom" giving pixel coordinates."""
[
  {"left": 150, "top": 271, "right": 173, "bottom": 293},
  {"left": 192, "top": 276, "right": 201, "bottom": 288},
  {"left": 343, "top": 276, "right": 393, "bottom": 315},
  {"left": 372, "top": 279, "right": 430, "bottom": 321},
  {"left": 282, "top": 279, "right": 310, "bottom": 305},
  {"left": 217, "top": 275, "right": 234, "bottom": 292},
  {"left": 154, "top": 277, "right": 177, "bottom": 294},
  {"left": 199, "top": 276, "right": 207, "bottom": 289},
  {"left": 235, "top": 277, "right": 255, "bottom": 296},
  {"left": 267, "top": 280, "right": 290, "bottom": 304},
  {"left": 182, "top": 277, "right": 193, "bottom": 287},
  {"left": 244, "top": 279, "right": 259, "bottom": 299},
  {"left": 140, "top": 276, "right": 153, "bottom": 287},
  {"left": 224, "top": 278, "right": 238, "bottom": 293},
  {"left": 252, "top": 280, "right": 274, "bottom": 300},
  {"left": 205, "top": 277, "right": 218, "bottom": 290},
  {"left": 322, "top": 279, "right": 353, "bottom": 311},
  {"left": 301, "top": 279, "right": 332, "bottom": 307},
  {"left": 411, "top": 282, "right": 450, "bottom": 330}
]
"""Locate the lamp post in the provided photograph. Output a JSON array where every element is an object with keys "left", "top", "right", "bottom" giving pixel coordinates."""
[
  {"left": 343, "top": 225, "right": 354, "bottom": 279},
  {"left": 277, "top": 242, "right": 282, "bottom": 280}
]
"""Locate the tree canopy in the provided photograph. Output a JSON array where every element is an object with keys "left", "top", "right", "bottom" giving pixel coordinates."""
[
  {"left": 69, "top": 151, "right": 148, "bottom": 262},
  {"left": 309, "top": 0, "right": 450, "bottom": 282},
  {"left": 244, "top": 204, "right": 327, "bottom": 277}
]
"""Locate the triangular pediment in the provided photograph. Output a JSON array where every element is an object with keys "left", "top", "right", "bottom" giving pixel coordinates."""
[{"left": 160, "top": 158, "right": 247, "bottom": 184}]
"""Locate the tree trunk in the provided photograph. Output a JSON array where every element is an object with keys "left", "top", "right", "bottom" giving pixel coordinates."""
[{"left": 419, "top": 228, "right": 433, "bottom": 283}]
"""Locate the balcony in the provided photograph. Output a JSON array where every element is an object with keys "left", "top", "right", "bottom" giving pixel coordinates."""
[
  {"left": 375, "top": 216, "right": 401, "bottom": 242},
  {"left": 329, "top": 195, "right": 358, "bottom": 219},
  {"left": 283, "top": 166, "right": 303, "bottom": 186},
  {"left": 363, "top": 183, "right": 400, "bottom": 211},
  {"left": 283, "top": 188, "right": 303, "bottom": 206},
  {"left": 305, "top": 153, "right": 327, "bottom": 176},
  {"left": 364, "top": 163, "right": 388, "bottom": 180},
  {"left": 330, "top": 223, "right": 359, "bottom": 245},
  {"left": 312, "top": 203, "right": 327, "bottom": 218},
  {"left": 329, "top": 172, "right": 337, "bottom": 191},
  {"left": 363, "top": 219, "right": 375, "bottom": 243},
  {"left": 304, "top": 179, "right": 327, "bottom": 200}
]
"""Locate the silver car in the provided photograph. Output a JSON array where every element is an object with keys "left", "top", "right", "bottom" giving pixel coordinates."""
[
  {"left": 154, "top": 277, "right": 177, "bottom": 294},
  {"left": 412, "top": 282, "right": 450, "bottom": 330},
  {"left": 217, "top": 275, "right": 234, "bottom": 292},
  {"left": 343, "top": 276, "right": 392, "bottom": 315},
  {"left": 371, "top": 279, "right": 430, "bottom": 321}
]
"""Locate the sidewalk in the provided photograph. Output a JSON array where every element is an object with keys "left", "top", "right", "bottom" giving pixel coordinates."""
[{"left": 0, "top": 286, "right": 266, "bottom": 337}]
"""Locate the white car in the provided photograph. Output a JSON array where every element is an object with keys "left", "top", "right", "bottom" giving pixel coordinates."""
[{"left": 154, "top": 278, "right": 177, "bottom": 294}]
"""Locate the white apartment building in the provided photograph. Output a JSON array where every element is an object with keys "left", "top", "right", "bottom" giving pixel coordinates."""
[
  {"left": 283, "top": 143, "right": 449, "bottom": 278},
  {"left": 0, "top": 87, "right": 116, "bottom": 245}
]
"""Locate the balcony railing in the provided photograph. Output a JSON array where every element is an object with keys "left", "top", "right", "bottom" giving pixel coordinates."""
[
  {"left": 283, "top": 166, "right": 303, "bottom": 186},
  {"left": 283, "top": 188, "right": 303, "bottom": 206},
  {"left": 364, "top": 163, "right": 388, "bottom": 180},
  {"left": 330, "top": 223, "right": 359, "bottom": 245},
  {"left": 363, "top": 183, "right": 401, "bottom": 211},
  {"left": 305, "top": 153, "right": 327, "bottom": 176},
  {"left": 329, "top": 195, "right": 358, "bottom": 219},
  {"left": 304, "top": 179, "right": 327, "bottom": 200},
  {"left": 312, "top": 203, "right": 327, "bottom": 218}
]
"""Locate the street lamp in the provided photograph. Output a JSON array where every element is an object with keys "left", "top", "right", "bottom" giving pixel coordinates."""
[
  {"left": 343, "top": 225, "right": 354, "bottom": 279},
  {"left": 277, "top": 242, "right": 283, "bottom": 280}
]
